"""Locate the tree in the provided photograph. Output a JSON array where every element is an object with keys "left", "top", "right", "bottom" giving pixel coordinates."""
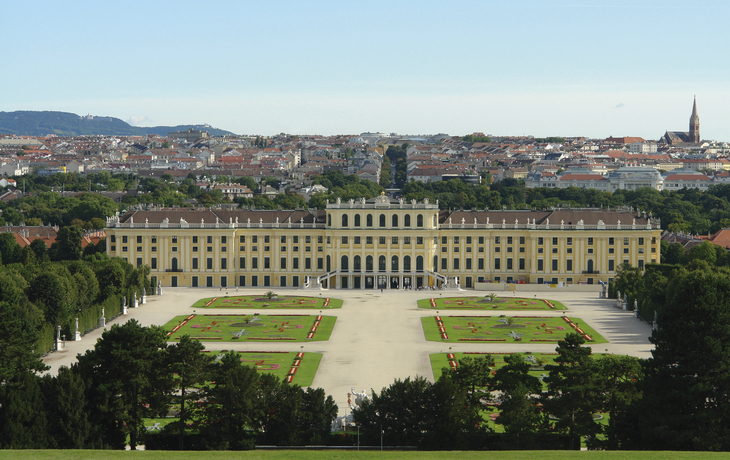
[
  {"left": 42, "top": 366, "right": 90, "bottom": 448},
  {"left": 635, "top": 269, "right": 730, "bottom": 451},
  {"left": 542, "top": 333, "right": 602, "bottom": 450},
  {"left": 0, "top": 371, "right": 48, "bottom": 448},
  {"left": 55, "top": 225, "right": 83, "bottom": 261},
  {"left": 0, "top": 232, "right": 21, "bottom": 265},
  {"left": 353, "top": 376, "right": 433, "bottom": 447},
  {"left": 167, "top": 335, "right": 213, "bottom": 450},
  {"left": 594, "top": 354, "right": 642, "bottom": 449},
  {"left": 296, "top": 387, "right": 338, "bottom": 445},
  {"left": 76, "top": 320, "right": 172, "bottom": 449},
  {"left": 492, "top": 354, "right": 544, "bottom": 445},
  {"left": 197, "top": 351, "right": 259, "bottom": 450},
  {"left": 441, "top": 355, "right": 494, "bottom": 409}
]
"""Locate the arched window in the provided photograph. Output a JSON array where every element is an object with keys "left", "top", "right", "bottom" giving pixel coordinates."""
[
  {"left": 355, "top": 214, "right": 361, "bottom": 227},
  {"left": 326, "top": 256, "right": 331, "bottom": 272},
  {"left": 328, "top": 215, "right": 332, "bottom": 227},
  {"left": 404, "top": 255, "right": 411, "bottom": 272},
  {"left": 417, "top": 214, "right": 424, "bottom": 227},
  {"left": 341, "top": 255, "right": 349, "bottom": 270},
  {"left": 341, "top": 214, "right": 348, "bottom": 227},
  {"left": 172, "top": 257, "right": 178, "bottom": 270},
  {"left": 392, "top": 214, "right": 398, "bottom": 227},
  {"left": 587, "top": 259, "right": 594, "bottom": 273},
  {"left": 416, "top": 255, "right": 424, "bottom": 271},
  {"left": 379, "top": 255, "right": 386, "bottom": 271},
  {"left": 391, "top": 255, "right": 399, "bottom": 271},
  {"left": 379, "top": 214, "right": 386, "bottom": 227},
  {"left": 404, "top": 214, "right": 411, "bottom": 227},
  {"left": 354, "top": 255, "right": 361, "bottom": 271},
  {"left": 433, "top": 215, "right": 437, "bottom": 227},
  {"left": 433, "top": 255, "right": 438, "bottom": 272},
  {"left": 367, "top": 214, "right": 373, "bottom": 227},
  {"left": 366, "top": 255, "right": 373, "bottom": 271}
]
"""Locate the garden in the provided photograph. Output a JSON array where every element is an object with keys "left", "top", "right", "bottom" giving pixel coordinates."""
[
  {"left": 191, "top": 292, "right": 342, "bottom": 309},
  {"left": 164, "top": 314, "right": 336, "bottom": 342},
  {"left": 206, "top": 350, "right": 322, "bottom": 386},
  {"left": 417, "top": 295, "right": 566, "bottom": 311},
  {"left": 421, "top": 315, "right": 606, "bottom": 343}
]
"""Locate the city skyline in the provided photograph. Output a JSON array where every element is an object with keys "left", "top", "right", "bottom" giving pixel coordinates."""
[{"left": 3, "top": 1, "right": 728, "bottom": 140}]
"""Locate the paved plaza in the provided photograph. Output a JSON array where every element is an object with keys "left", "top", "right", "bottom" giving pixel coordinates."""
[{"left": 43, "top": 286, "right": 654, "bottom": 416}]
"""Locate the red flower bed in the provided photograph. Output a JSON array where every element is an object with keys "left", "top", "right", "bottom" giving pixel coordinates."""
[
  {"left": 246, "top": 337, "right": 296, "bottom": 340},
  {"left": 204, "top": 298, "right": 218, "bottom": 307},
  {"left": 458, "top": 338, "right": 507, "bottom": 341}
]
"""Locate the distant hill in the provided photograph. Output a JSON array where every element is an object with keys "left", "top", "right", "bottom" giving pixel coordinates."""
[{"left": 0, "top": 111, "right": 235, "bottom": 137}]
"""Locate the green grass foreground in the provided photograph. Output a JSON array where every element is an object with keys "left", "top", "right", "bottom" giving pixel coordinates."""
[
  {"left": 164, "top": 314, "right": 336, "bottom": 342},
  {"left": 422, "top": 315, "right": 607, "bottom": 344},
  {"left": 418, "top": 297, "right": 567, "bottom": 311},
  {"left": 191, "top": 295, "right": 343, "bottom": 309},
  {"left": 0, "top": 450, "right": 725, "bottom": 459}
]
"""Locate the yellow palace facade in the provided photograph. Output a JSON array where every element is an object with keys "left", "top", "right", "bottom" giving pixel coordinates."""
[{"left": 105, "top": 195, "right": 661, "bottom": 289}]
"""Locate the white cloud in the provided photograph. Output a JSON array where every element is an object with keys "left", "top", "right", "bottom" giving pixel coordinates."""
[{"left": 126, "top": 115, "right": 149, "bottom": 125}]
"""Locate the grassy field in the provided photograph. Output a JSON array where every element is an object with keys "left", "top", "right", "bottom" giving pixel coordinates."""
[
  {"left": 164, "top": 314, "right": 336, "bottom": 342},
  {"left": 0, "top": 450, "right": 725, "bottom": 459},
  {"left": 422, "top": 315, "right": 607, "bottom": 344},
  {"left": 418, "top": 297, "right": 567, "bottom": 311},
  {"left": 191, "top": 294, "right": 343, "bottom": 309}
]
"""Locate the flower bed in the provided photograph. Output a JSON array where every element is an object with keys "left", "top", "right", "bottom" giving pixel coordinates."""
[
  {"left": 419, "top": 297, "right": 567, "bottom": 311},
  {"left": 192, "top": 295, "right": 342, "bottom": 309},
  {"left": 164, "top": 314, "right": 336, "bottom": 342},
  {"left": 422, "top": 315, "right": 606, "bottom": 343}
]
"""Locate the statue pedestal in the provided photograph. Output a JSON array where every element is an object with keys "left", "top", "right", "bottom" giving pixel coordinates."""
[
  {"left": 55, "top": 339, "right": 63, "bottom": 351},
  {"left": 123, "top": 305, "right": 128, "bottom": 315},
  {"left": 133, "top": 299, "right": 139, "bottom": 308},
  {"left": 99, "top": 317, "right": 106, "bottom": 328},
  {"left": 74, "top": 331, "right": 81, "bottom": 341},
  {"left": 634, "top": 309, "right": 640, "bottom": 318},
  {"left": 142, "top": 295, "right": 147, "bottom": 305}
]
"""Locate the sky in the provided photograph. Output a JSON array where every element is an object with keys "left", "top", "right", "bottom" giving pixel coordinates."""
[{"left": 3, "top": 0, "right": 729, "bottom": 140}]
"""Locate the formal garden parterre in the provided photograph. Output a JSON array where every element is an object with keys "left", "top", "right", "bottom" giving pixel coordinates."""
[
  {"left": 418, "top": 296, "right": 567, "bottom": 310},
  {"left": 422, "top": 315, "right": 606, "bottom": 343},
  {"left": 191, "top": 293, "right": 342, "bottom": 309},
  {"left": 164, "top": 314, "right": 336, "bottom": 342}
]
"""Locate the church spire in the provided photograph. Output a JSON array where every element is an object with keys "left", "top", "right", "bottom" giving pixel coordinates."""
[{"left": 689, "top": 95, "right": 700, "bottom": 143}]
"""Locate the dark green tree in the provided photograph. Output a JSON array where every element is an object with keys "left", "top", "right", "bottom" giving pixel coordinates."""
[
  {"left": 492, "top": 354, "right": 544, "bottom": 445},
  {"left": 635, "top": 268, "right": 730, "bottom": 451},
  {"left": 41, "top": 366, "right": 91, "bottom": 448},
  {"left": 167, "top": 335, "right": 213, "bottom": 450},
  {"left": 197, "top": 351, "right": 259, "bottom": 450},
  {"left": 0, "top": 371, "right": 48, "bottom": 448},
  {"left": 594, "top": 354, "right": 642, "bottom": 449},
  {"left": 542, "top": 333, "right": 602, "bottom": 450},
  {"left": 441, "top": 354, "right": 494, "bottom": 408},
  {"left": 55, "top": 225, "right": 83, "bottom": 261},
  {"left": 76, "top": 319, "right": 171, "bottom": 449}
]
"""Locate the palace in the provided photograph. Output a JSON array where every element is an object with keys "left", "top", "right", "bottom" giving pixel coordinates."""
[{"left": 105, "top": 195, "right": 662, "bottom": 289}]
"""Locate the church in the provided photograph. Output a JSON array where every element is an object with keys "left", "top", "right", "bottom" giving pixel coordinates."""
[{"left": 661, "top": 97, "right": 700, "bottom": 145}]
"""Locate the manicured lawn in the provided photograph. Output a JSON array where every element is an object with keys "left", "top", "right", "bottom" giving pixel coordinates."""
[
  {"left": 164, "top": 314, "right": 336, "bottom": 342},
  {"left": 1, "top": 450, "right": 727, "bottom": 459},
  {"left": 206, "top": 351, "right": 322, "bottom": 386},
  {"left": 422, "top": 315, "right": 607, "bottom": 344},
  {"left": 418, "top": 296, "right": 566, "bottom": 310},
  {"left": 191, "top": 295, "right": 342, "bottom": 309}
]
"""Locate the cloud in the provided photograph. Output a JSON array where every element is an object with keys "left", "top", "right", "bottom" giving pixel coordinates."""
[
  {"left": 614, "top": 103, "right": 625, "bottom": 109},
  {"left": 126, "top": 115, "right": 149, "bottom": 125}
]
